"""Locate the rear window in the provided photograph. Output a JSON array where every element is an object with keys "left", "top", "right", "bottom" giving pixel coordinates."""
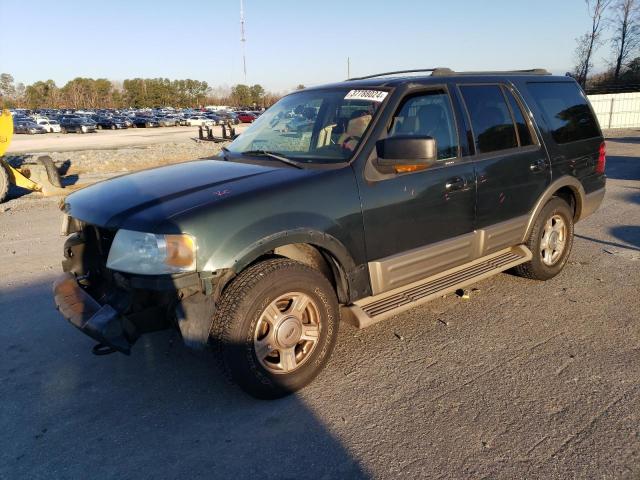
[{"left": 527, "top": 82, "right": 600, "bottom": 144}]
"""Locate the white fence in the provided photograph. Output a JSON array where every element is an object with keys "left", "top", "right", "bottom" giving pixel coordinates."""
[{"left": 587, "top": 92, "right": 640, "bottom": 129}]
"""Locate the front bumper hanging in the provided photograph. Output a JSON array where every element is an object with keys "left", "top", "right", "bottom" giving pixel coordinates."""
[{"left": 53, "top": 273, "right": 133, "bottom": 354}]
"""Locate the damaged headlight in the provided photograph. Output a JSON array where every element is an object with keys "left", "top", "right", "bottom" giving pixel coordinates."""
[{"left": 106, "top": 229, "right": 197, "bottom": 275}]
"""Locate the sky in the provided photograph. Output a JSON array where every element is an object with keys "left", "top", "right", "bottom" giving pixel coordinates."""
[{"left": 0, "top": 0, "right": 613, "bottom": 92}]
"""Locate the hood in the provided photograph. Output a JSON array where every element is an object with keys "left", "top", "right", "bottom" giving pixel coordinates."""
[{"left": 63, "top": 159, "right": 306, "bottom": 231}]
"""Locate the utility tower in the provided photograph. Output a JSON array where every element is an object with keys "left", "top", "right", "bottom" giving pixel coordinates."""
[{"left": 240, "top": 0, "right": 247, "bottom": 82}]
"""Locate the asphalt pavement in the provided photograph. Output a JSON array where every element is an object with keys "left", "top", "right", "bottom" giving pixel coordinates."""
[{"left": 0, "top": 135, "right": 638, "bottom": 479}]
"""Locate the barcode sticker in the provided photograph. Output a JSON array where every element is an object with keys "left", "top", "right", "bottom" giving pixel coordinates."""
[{"left": 344, "top": 90, "right": 388, "bottom": 102}]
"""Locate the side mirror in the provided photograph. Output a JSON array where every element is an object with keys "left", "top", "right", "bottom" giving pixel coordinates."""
[{"left": 376, "top": 136, "right": 437, "bottom": 173}]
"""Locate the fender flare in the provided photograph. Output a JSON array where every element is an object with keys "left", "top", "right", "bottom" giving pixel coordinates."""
[
  {"left": 522, "top": 176, "right": 585, "bottom": 242},
  {"left": 229, "top": 228, "right": 358, "bottom": 274}
]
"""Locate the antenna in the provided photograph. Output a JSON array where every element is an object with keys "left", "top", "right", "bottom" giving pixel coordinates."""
[{"left": 240, "top": 0, "right": 247, "bottom": 82}]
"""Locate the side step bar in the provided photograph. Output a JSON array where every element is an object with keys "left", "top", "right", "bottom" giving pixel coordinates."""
[{"left": 341, "top": 245, "right": 532, "bottom": 329}]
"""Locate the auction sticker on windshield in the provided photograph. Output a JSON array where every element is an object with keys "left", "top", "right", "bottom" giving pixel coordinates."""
[{"left": 344, "top": 90, "right": 388, "bottom": 102}]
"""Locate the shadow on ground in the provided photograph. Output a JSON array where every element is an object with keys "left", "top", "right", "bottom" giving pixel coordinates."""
[
  {"left": 605, "top": 155, "right": 640, "bottom": 180},
  {"left": 0, "top": 279, "right": 367, "bottom": 479}
]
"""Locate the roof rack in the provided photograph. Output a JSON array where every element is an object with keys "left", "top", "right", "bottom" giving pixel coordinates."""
[
  {"left": 346, "top": 68, "right": 550, "bottom": 81},
  {"left": 431, "top": 68, "right": 551, "bottom": 76},
  {"left": 347, "top": 69, "right": 443, "bottom": 81}
]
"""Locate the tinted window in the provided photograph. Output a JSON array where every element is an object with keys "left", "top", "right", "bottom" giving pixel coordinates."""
[
  {"left": 504, "top": 88, "right": 534, "bottom": 146},
  {"left": 527, "top": 82, "right": 600, "bottom": 144},
  {"left": 389, "top": 90, "right": 458, "bottom": 160},
  {"left": 460, "top": 85, "right": 517, "bottom": 154}
]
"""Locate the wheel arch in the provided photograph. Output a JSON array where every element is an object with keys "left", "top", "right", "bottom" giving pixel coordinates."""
[
  {"left": 522, "top": 176, "right": 585, "bottom": 242},
  {"left": 213, "top": 229, "right": 363, "bottom": 305}
]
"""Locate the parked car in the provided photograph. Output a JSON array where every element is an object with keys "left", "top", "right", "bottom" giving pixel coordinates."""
[
  {"left": 53, "top": 68, "right": 607, "bottom": 399},
  {"left": 131, "top": 116, "right": 159, "bottom": 128},
  {"left": 14, "top": 120, "right": 47, "bottom": 134},
  {"left": 112, "top": 116, "right": 133, "bottom": 127},
  {"left": 184, "top": 115, "right": 215, "bottom": 127},
  {"left": 60, "top": 117, "right": 97, "bottom": 134},
  {"left": 93, "top": 116, "right": 128, "bottom": 130},
  {"left": 215, "top": 111, "right": 240, "bottom": 125},
  {"left": 36, "top": 119, "right": 62, "bottom": 133},
  {"left": 236, "top": 112, "right": 257, "bottom": 123},
  {"left": 156, "top": 116, "right": 179, "bottom": 127}
]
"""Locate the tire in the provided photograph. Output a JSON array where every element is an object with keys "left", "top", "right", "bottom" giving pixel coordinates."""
[
  {"left": 97, "top": 124, "right": 102, "bottom": 130},
  {"left": 211, "top": 258, "right": 339, "bottom": 399},
  {"left": 80, "top": 126, "right": 86, "bottom": 134},
  {"left": 513, "top": 197, "right": 574, "bottom": 280},
  {"left": 111, "top": 124, "right": 116, "bottom": 130},
  {"left": 37, "top": 156, "right": 62, "bottom": 188},
  {"left": 61, "top": 127, "right": 67, "bottom": 134},
  {"left": 0, "top": 162, "right": 9, "bottom": 203}
]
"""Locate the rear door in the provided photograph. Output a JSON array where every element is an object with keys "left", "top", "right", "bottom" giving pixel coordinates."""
[{"left": 457, "top": 83, "right": 550, "bottom": 240}]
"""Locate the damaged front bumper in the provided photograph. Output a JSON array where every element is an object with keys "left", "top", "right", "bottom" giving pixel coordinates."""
[
  {"left": 53, "top": 227, "right": 227, "bottom": 355},
  {"left": 53, "top": 273, "right": 136, "bottom": 354}
]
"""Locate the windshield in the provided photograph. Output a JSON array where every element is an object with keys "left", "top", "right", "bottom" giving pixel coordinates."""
[{"left": 227, "top": 87, "right": 387, "bottom": 163}]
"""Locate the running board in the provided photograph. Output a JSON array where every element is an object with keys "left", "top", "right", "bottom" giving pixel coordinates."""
[{"left": 341, "top": 245, "right": 532, "bottom": 329}]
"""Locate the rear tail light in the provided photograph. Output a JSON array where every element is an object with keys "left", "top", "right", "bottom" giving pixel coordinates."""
[{"left": 596, "top": 141, "right": 606, "bottom": 174}]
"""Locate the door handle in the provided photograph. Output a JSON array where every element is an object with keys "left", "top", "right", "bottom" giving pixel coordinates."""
[
  {"left": 529, "top": 159, "right": 547, "bottom": 172},
  {"left": 445, "top": 176, "right": 466, "bottom": 191}
]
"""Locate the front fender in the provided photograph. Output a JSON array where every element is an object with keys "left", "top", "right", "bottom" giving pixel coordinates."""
[{"left": 201, "top": 213, "right": 358, "bottom": 274}]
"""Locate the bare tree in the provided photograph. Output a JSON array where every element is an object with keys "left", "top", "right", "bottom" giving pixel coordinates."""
[
  {"left": 574, "top": 0, "right": 613, "bottom": 86},
  {"left": 610, "top": 0, "right": 640, "bottom": 80}
]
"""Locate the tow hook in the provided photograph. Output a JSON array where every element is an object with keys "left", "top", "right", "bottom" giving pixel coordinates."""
[{"left": 92, "top": 343, "right": 118, "bottom": 356}]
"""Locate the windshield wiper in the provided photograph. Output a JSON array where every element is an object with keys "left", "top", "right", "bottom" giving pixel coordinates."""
[
  {"left": 221, "top": 146, "right": 230, "bottom": 161},
  {"left": 241, "top": 150, "right": 303, "bottom": 169}
]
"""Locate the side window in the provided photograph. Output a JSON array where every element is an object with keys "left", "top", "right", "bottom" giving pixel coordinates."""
[
  {"left": 504, "top": 88, "right": 534, "bottom": 146},
  {"left": 527, "top": 82, "right": 600, "bottom": 144},
  {"left": 459, "top": 85, "right": 517, "bottom": 154},
  {"left": 388, "top": 90, "right": 458, "bottom": 160}
]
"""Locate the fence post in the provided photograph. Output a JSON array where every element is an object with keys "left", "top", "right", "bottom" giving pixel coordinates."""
[{"left": 608, "top": 97, "right": 615, "bottom": 129}]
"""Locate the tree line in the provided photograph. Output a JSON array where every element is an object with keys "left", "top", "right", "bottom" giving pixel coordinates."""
[
  {"left": 0, "top": 74, "right": 285, "bottom": 109},
  {"left": 573, "top": 0, "right": 640, "bottom": 87}
]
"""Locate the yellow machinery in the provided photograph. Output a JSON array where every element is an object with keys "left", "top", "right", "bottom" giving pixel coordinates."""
[{"left": 0, "top": 109, "right": 66, "bottom": 203}]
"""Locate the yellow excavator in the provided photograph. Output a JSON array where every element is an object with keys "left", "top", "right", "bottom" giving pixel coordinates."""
[{"left": 0, "top": 109, "right": 66, "bottom": 203}]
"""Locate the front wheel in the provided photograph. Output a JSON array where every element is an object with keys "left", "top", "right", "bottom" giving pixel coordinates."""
[
  {"left": 514, "top": 197, "right": 574, "bottom": 280},
  {"left": 211, "top": 258, "right": 339, "bottom": 399}
]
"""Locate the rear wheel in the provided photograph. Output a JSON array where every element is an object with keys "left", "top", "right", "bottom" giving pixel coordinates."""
[
  {"left": 97, "top": 124, "right": 102, "bottom": 130},
  {"left": 0, "top": 162, "right": 9, "bottom": 203},
  {"left": 211, "top": 258, "right": 339, "bottom": 399},
  {"left": 514, "top": 197, "right": 574, "bottom": 280},
  {"left": 111, "top": 124, "right": 116, "bottom": 130}
]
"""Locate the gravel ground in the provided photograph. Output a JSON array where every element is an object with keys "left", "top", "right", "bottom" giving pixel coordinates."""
[{"left": 0, "top": 132, "right": 638, "bottom": 479}]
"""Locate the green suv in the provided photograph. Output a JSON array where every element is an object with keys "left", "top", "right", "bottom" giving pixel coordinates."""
[{"left": 54, "top": 68, "right": 606, "bottom": 398}]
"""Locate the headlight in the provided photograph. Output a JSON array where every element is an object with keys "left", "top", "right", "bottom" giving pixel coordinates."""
[{"left": 106, "top": 229, "right": 196, "bottom": 275}]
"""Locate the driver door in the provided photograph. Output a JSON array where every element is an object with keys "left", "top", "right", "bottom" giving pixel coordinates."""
[{"left": 356, "top": 88, "right": 477, "bottom": 294}]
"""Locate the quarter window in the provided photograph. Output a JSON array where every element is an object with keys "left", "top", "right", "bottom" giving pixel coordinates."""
[
  {"left": 527, "top": 82, "right": 600, "bottom": 144},
  {"left": 460, "top": 85, "right": 518, "bottom": 154}
]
